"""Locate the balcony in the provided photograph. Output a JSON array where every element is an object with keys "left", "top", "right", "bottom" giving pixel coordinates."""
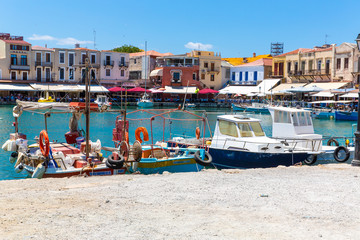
[
  {"left": 288, "top": 69, "right": 331, "bottom": 82},
  {"left": 10, "top": 63, "right": 30, "bottom": 71},
  {"left": 35, "top": 61, "right": 53, "bottom": 68},
  {"left": 206, "top": 67, "right": 220, "bottom": 73},
  {"left": 157, "top": 63, "right": 195, "bottom": 68},
  {"left": 118, "top": 61, "right": 129, "bottom": 68},
  {"left": 78, "top": 61, "right": 100, "bottom": 68},
  {"left": 104, "top": 60, "right": 114, "bottom": 67},
  {"left": 269, "top": 71, "right": 284, "bottom": 78}
]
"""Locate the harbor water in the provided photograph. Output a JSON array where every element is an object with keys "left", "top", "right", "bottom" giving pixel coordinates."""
[{"left": 0, "top": 105, "right": 356, "bottom": 180}]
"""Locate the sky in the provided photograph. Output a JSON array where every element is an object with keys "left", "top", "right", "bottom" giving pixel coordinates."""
[{"left": 1, "top": 0, "right": 360, "bottom": 58}]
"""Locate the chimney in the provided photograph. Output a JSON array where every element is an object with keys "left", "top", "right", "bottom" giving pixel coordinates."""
[
  {"left": 253, "top": 52, "right": 256, "bottom": 57},
  {"left": 75, "top": 43, "right": 80, "bottom": 48}
]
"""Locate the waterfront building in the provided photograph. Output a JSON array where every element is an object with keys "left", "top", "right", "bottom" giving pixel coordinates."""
[
  {"left": 129, "top": 51, "right": 172, "bottom": 87},
  {"left": 220, "top": 60, "right": 232, "bottom": 89},
  {"left": 0, "top": 33, "right": 31, "bottom": 81},
  {"left": 230, "top": 58, "right": 272, "bottom": 85},
  {"left": 99, "top": 51, "right": 129, "bottom": 86},
  {"left": 31, "top": 45, "right": 55, "bottom": 82},
  {"left": 272, "top": 43, "right": 358, "bottom": 85},
  {"left": 223, "top": 53, "right": 272, "bottom": 67},
  {"left": 190, "top": 51, "right": 222, "bottom": 90}
]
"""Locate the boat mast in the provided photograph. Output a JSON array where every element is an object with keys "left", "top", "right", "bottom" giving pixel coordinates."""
[
  {"left": 85, "top": 54, "right": 90, "bottom": 161},
  {"left": 144, "top": 41, "right": 147, "bottom": 95}
]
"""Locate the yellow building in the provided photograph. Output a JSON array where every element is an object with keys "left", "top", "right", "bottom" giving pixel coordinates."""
[{"left": 188, "top": 50, "right": 222, "bottom": 90}]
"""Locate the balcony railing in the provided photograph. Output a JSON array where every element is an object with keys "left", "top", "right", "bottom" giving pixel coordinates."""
[
  {"left": 118, "top": 61, "right": 129, "bottom": 67},
  {"left": 35, "top": 61, "right": 53, "bottom": 67},
  {"left": 10, "top": 63, "right": 30, "bottom": 70},
  {"left": 288, "top": 69, "right": 330, "bottom": 76},
  {"left": 35, "top": 78, "right": 52, "bottom": 82},
  {"left": 157, "top": 63, "right": 196, "bottom": 67},
  {"left": 269, "top": 71, "right": 284, "bottom": 77},
  {"left": 78, "top": 61, "right": 100, "bottom": 68},
  {"left": 104, "top": 60, "right": 114, "bottom": 66},
  {"left": 206, "top": 67, "right": 220, "bottom": 72}
]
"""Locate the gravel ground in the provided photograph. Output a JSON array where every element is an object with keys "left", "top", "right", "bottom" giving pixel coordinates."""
[{"left": 0, "top": 164, "right": 359, "bottom": 240}]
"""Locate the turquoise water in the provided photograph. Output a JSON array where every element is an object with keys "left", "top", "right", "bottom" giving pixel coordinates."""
[{"left": 0, "top": 105, "right": 356, "bottom": 180}]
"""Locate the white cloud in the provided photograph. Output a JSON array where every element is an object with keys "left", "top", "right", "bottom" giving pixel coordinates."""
[
  {"left": 28, "top": 34, "right": 56, "bottom": 41},
  {"left": 27, "top": 34, "right": 93, "bottom": 46},
  {"left": 185, "top": 42, "right": 213, "bottom": 51}
]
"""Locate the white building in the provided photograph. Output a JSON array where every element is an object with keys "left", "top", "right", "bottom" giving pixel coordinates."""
[
  {"left": 230, "top": 58, "right": 272, "bottom": 85},
  {"left": 100, "top": 51, "right": 129, "bottom": 86}
]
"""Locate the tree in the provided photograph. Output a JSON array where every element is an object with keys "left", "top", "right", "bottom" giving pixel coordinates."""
[{"left": 112, "top": 44, "right": 143, "bottom": 53}]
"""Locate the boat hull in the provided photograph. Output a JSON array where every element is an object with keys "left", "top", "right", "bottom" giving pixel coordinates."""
[
  {"left": 312, "top": 111, "right": 335, "bottom": 119},
  {"left": 335, "top": 111, "right": 357, "bottom": 121},
  {"left": 137, "top": 101, "right": 154, "bottom": 108},
  {"left": 209, "top": 147, "right": 308, "bottom": 169},
  {"left": 135, "top": 157, "right": 203, "bottom": 174},
  {"left": 245, "top": 107, "right": 269, "bottom": 114},
  {"left": 232, "top": 104, "right": 246, "bottom": 111},
  {"left": 23, "top": 164, "right": 127, "bottom": 178}
]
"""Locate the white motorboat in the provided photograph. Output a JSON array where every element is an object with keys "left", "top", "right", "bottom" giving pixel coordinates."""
[
  {"left": 268, "top": 106, "right": 353, "bottom": 164},
  {"left": 95, "top": 95, "right": 111, "bottom": 109},
  {"left": 137, "top": 94, "right": 154, "bottom": 108}
]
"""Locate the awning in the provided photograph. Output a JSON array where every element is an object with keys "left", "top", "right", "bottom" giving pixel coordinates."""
[
  {"left": 78, "top": 85, "right": 109, "bottom": 92},
  {"left": 305, "top": 82, "right": 349, "bottom": 90},
  {"left": 0, "top": 83, "right": 35, "bottom": 91},
  {"left": 163, "top": 86, "right": 197, "bottom": 94},
  {"left": 30, "top": 83, "right": 82, "bottom": 92},
  {"left": 311, "top": 91, "right": 335, "bottom": 98},
  {"left": 340, "top": 92, "right": 358, "bottom": 98},
  {"left": 150, "top": 69, "right": 163, "bottom": 77},
  {"left": 219, "top": 85, "right": 257, "bottom": 95},
  {"left": 270, "top": 83, "right": 307, "bottom": 92},
  {"left": 256, "top": 79, "right": 281, "bottom": 94}
]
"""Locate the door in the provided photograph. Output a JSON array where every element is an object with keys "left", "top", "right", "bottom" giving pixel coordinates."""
[
  {"left": 106, "top": 55, "right": 111, "bottom": 65},
  {"left": 22, "top": 72, "right": 27, "bottom": 80},
  {"left": 46, "top": 68, "right": 50, "bottom": 82},
  {"left": 326, "top": 60, "right": 330, "bottom": 74},
  {"left": 211, "top": 63, "right": 215, "bottom": 71},
  {"left": 36, "top": 68, "right": 42, "bottom": 82},
  {"left": 279, "top": 62, "right": 284, "bottom": 76}
]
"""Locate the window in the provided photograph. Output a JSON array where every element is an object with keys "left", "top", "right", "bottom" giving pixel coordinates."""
[
  {"left": 11, "top": 71, "right": 16, "bottom": 80},
  {"left": 204, "top": 62, "right": 208, "bottom": 68},
  {"left": 11, "top": 54, "right": 17, "bottom": 65},
  {"left": 134, "top": 59, "right": 137, "bottom": 64},
  {"left": 120, "top": 57, "right": 125, "bottom": 66},
  {"left": 106, "top": 69, "right": 111, "bottom": 76},
  {"left": 245, "top": 72, "right": 248, "bottom": 81},
  {"left": 287, "top": 62, "right": 291, "bottom": 73},
  {"left": 294, "top": 62, "right": 298, "bottom": 73},
  {"left": 46, "top": 53, "right": 51, "bottom": 62},
  {"left": 301, "top": 61, "right": 305, "bottom": 72},
  {"left": 210, "top": 74, "right": 214, "bottom": 81},
  {"left": 344, "top": 58, "right": 349, "bottom": 69},
  {"left": 121, "top": 70, "right": 125, "bottom": 77},
  {"left": 239, "top": 72, "right": 242, "bottom": 81},
  {"left": 20, "top": 55, "right": 27, "bottom": 65},
  {"left": 22, "top": 72, "right": 27, "bottom": 80},
  {"left": 225, "top": 68, "right": 230, "bottom": 78},
  {"left": 218, "top": 120, "right": 238, "bottom": 137},
  {"left": 36, "top": 68, "right": 41, "bottom": 81},
  {"left": 238, "top": 123, "right": 253, "bottom": 137},
  {"left": 232, "top": 72, "right": 235, "bottom": 81},
  {"left": 201, "top": 74, "right": 205, "bottom": 80},
  {"left": 336, "top": 58, "right": 341, "bottom": 69},
  {"left": 69, "top": 53, "right": 74, "bottom": 66},
  {"left": 309, "top": 60, "right": 313, "bottom": 71},
  {"left": 91, "top": 54, "right": 96, "bottom": 64},
  {"left": 59, "top": 68, "right": 65, "bottom": 80},
  {"left": 172, "top": 71, "right": 181, "bottom": 83},
  {"left": 82, "top": 54, "right": 87, "bottom": 64},
  {"left": 317, "top": 60, "right": 321, "bottom": 71},
  {"left": 69, "top": 68, "right": 74, "bottom": 80},
  {"left": 81, "top": 69, "right": 86, "bottom": 81},
  {"left": 250, "top": 122, "right": 265, "bottom": 137},
  {"left": 254, "top": 71, "right": 257, "bottom": 81},
  {"left": 274, "top": 110, "right": 291, "bottom": 123},
  {"left": 105, "top": 55, "right": 111, "bottom": 65},
  {"left": 59, "top": 52, "right": 65, "bottom": 64},
  {"left": 193, "top": 73, "right": 196, "bottom": 80}
]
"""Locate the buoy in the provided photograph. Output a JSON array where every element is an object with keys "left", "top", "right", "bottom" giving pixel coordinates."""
[
  {"left": 15, "top": 163, "right": 24, "bottom": 173},
  {"left": 32, "top": 163, "right": 45, "bottom": 179}
]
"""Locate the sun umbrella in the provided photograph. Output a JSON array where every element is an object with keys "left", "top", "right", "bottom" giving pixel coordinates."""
[
  {"left": 108, "top": 87, "right": 126, "bottom": 92},
  {"left": 127, "top": 87, "right": 151, "bottom": 93},
  {"left": 198, "top": 88, "right": 219, "bottom": 94}
]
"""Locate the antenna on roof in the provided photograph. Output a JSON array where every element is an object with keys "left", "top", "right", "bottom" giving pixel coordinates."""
[{"left": 93, "top": 29, "right": 96, "bottom": 50}]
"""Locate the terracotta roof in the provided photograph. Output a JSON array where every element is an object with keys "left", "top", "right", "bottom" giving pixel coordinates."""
[
  {"left": 235, "top": 58, "right": 272, "bottom": 67},
  {"left": 129, "top": 50, "right": 173, "bottom": 57},
  {"left": 31, "top": 45, "right": 54, "bottom": 51},
  {"left": 1, "top": 39, "right": 31, "bottom": 45},
  {"left": 305, "top": 47, "right": 333, "bottom": 53},
  {"left": 222, "top": 54, "right": 272, "bottom": 66},
  {"left": 74, "top": 47, "right": 98, "bottom": 52},
  {"left": 275, "top": 48, "right": 311, "bottom": 57}
]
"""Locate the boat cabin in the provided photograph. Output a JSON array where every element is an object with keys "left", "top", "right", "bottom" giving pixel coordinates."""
[
  {"left": 268, "top": 106, "right": 322, "bottom": 150},
  {"left": 211, "top": 115, "right": 284, "bottom": 153}
]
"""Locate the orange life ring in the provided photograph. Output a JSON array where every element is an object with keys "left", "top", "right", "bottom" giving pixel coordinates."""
[
  {"left": 195, "top": 127, "right": 201, "bottom": 139},
  {"left": 39, "top": 130, "right": 50, "bottom": 157},
  {"left": 135, "top": 127, "right": 149, "bottom": 143}
]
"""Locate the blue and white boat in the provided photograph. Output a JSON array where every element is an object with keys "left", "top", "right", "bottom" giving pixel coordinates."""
[
  {"left": 335, "top": 110, "right": 357, "bottom": 121},
  {"left": 209, "top": 115, "right": 313, "bottom": 169},
  {"left": 137, "top": 94, "right": 154, "bottom": 108},
  {"left": 231, "top": 103, "right": 246, "bottom": 111},
  {"left": 245, "top": 102, "right": 269, "bottom": 114}
]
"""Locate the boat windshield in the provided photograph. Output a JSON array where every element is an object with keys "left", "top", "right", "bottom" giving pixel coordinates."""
[
  {"left": 237, "top": 123, "right": 253, "bottom": 137},
  {"left": 249, "top": 122, "right": 265, "bottom": 137},
  {"left": 218, "top": 120, "right": 239, "bottom": 137}
]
